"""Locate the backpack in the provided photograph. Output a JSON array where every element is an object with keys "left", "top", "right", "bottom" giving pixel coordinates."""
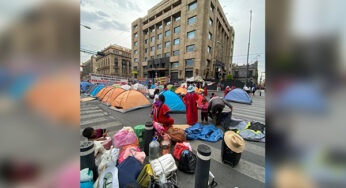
[
  {"left": 178, "top": 150, "right": 196, "bottom": 174},
  {"left": 166, "top": 127, "right": 186, "bottom": 143}
]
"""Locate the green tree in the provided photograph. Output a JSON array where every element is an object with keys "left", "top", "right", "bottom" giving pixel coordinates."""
[{"left": 225, "top": 74, "right": 233, "bottom": 81}]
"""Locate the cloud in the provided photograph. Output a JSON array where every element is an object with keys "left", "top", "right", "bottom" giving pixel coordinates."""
[
  {"left": 98, "top": 20, "right": 129, "bottom": 32},
  {"left": 111, "top": 0, "right": 141, "bottom": 12},
  {"left": 96, "top": 10, "right": 109, "bottom": 18}
]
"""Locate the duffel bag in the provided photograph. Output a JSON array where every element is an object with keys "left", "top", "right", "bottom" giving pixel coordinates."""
[
  {"left": 166, "top": 127, "right": 186, "bottom": 143},
  {"left": 118, "top": 155, "right": 142, "bottom": 188}
]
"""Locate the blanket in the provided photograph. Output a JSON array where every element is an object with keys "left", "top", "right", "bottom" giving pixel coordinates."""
[{"left": 185, "top": 123, "right": 223, "bottom": 142}]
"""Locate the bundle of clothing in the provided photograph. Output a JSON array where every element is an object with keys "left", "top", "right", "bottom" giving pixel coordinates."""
[
  {"left": 185, "top": 123, "right": 223, "bottom": 142},
  {"left": 227, "top": 119, "right": 265, "bottom": 142}
]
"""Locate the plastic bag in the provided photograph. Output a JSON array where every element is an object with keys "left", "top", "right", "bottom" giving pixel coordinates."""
[
  {"left": 178, "top": 150, "right": 196, "bottom": 174},
  {"left": 113, "top": 130, "right": 138, "bottom": 148},
  {"left": 97, "top": 147, "right": 120, "bottom": 175},
  {"left": 118, "top": 147, "right": 144, "bottom": 164},
  {"left": 153, "top": 121, "right": 165, "bottom": 136}
]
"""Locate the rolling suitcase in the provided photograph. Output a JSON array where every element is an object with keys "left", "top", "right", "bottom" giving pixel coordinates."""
[{"left": 221, "top": 139, "right": 241, "bottom": 167}]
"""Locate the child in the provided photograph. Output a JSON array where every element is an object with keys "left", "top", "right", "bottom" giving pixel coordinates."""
[
  {"left": 82, "top": 127, "right": 108, "bottom": 141},
  {"left": 150, "top": 95, "right": 174, "bottom": 132},
  {"left": 199, "top": 99, "right": 209, "bottom": 123}
]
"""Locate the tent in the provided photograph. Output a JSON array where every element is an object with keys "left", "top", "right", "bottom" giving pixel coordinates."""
[
  {"left": 90, "top": 85, "right": 105, "bottom": 97},
  {"left": 175, "top": 87, "right": 187, "bottom": 95},
  {"left": 131, "top": 83, "right": 149, "bottom": 94},
  {"left": 97, "top": 86, "right": 114, "bottom": 99},
  {"left": 197, "top": 94, "right": 208, "bottom": 107},
  {"left": 224, "top": 88, "right": 252, "bottom": 104},
  {"left": 80, "top": 81, "right": 92, "bottom": 93},
  {"left": 121, "top": 85, "right": 131, "bottom": 90},
  {"left": 113, "top": 84, "right": 121, "bottom": 88},
  {"left": 110, "top": 90, "right": 151, "bottom": 112},
  {"left": 86, "top": 84, "right": 98, "bottom": 95},
  {"left": 102, "top": 88, "right": 126, "bottom": 105},
  {"left": 167, "top": 84, "right": 173, "bottom": 90},
  {"left": 159, "top": 90, "right": 186, "bottom": 112}
]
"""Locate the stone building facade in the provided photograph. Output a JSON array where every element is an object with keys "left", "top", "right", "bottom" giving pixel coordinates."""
[
  {"left": 131, "top": 0, "right": 234, "bottom": 81},
  {"left": 94, "top": 45, "right": 132, "bottom": 78},
  {"left": 231, "top": 61, "right": 258, "bottom": 85}
]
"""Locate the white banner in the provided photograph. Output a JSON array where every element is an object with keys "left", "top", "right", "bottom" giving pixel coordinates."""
[{"left": 89, "top": 73, "right": 128, "bottom": 84}]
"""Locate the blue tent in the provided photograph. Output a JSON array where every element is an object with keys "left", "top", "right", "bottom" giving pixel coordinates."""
[
  {"left": 80, "top": 81, "right": 93, "bottom": 93},
  {"left": 159, "top": 90, "right": 186, "bottom": 112},
  {"left": 224, "top": 88, "right": 252, "bottom": 104},
  {"left": 90, "top": 85, "right": 105, "bottom": 96}
]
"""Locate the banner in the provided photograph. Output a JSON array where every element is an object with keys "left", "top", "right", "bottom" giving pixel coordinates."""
[
  {"left": 155, "top": 77, "right": 170, "bottom": 85},
  {"left": 89, "top": 73, "right": 128, "bottom": 84}
]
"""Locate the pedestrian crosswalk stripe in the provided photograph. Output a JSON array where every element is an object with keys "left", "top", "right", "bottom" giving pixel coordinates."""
[
  {"left": 80, "top": 109, "right": 103, "bottom": 115},
  {"left": 80, "top": 106, "right": 99, "bottom": 111},
  {"left": 189, "top": 140, "right": 265, "bottom": 183},
  {"left": 80, "top": 113, "right": 106, "bottom": 119},
  {"left": 80, "top": 117, "right": 108, "bottom": 126}
]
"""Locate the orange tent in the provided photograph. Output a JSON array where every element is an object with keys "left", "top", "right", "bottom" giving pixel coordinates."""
[
  {"left": 102, "top": 88, "right": 125, "bottom": 104},
  {"left": 98, "top": 86, "right": 114, "bottom": 100},
  {"left": 110, "top": 90, "right": 151, "bottom": 112},
  {"left": 96, "top": 87, "right": 107, "bottom": 98},
  {"left": 175, "top": 87, "right": 187, "bottom": 94}
]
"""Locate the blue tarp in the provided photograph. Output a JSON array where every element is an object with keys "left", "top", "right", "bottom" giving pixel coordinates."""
[
  {"left": 80, "top": 82, "right": 93, "bottom": 93},
  {"left": 224, "top": 88, "right": 252, "bottom": 104},
  {"left": 185, "top": 123, "right": 223, "bottom": 142},
  {"left": 159, "top": 90, "right": 186, "bottom": 112},
  {"left": 90, "top": 85, "right": 105, "bottom": 96}
]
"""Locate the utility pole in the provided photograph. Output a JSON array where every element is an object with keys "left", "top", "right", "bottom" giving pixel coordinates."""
[{"left": 246, "top": 10, "right": 252, "bottom": 86}]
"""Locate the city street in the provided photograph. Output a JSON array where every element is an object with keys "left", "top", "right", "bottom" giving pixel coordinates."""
[{"left": 80, "top": 90, "right": 265, "bottom": 188}]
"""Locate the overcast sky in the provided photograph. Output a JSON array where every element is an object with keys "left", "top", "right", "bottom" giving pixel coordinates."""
[{"left": 80, "top": 0, "right": 265, "bottom": 76}]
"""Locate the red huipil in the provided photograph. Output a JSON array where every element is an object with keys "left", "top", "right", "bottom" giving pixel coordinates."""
[
  {"left": 183, "top": 92, "right": 199, "bottom": 125},
  {"left": 203, "top": 86, "right": 208, "bottom": 96},
  {"left": 152, "top": 102, "right": 174, "bottom": 132}
]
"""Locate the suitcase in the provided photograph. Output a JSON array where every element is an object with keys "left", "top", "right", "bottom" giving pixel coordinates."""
[{"left": 221, "top": 139, "right": 241, "bottom": 167}]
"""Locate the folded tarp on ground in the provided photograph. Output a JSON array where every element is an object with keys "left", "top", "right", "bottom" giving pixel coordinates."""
[
  {"left": 227, "top": 119, "right": 265, "bottom": 142},
  {"left": 185, "top": 123, "right": 223, "bottom": 142}
]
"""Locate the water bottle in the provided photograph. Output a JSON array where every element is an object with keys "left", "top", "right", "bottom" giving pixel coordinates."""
[
  {"left": 149, "top": 138, "right": 160, "bottom": 161},
  {"left": 161, "top": 134, "right": 171, "bottom": 155}
]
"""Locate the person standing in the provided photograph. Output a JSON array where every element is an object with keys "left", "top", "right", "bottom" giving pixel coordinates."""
[
  {"left": 198, "top": 99, "right": 209, "bottom": 123},
  {"left": 203, "top": 85, "right": 208, "bottom": 97},
  {"left": 224, "top": 86, "right": 230, "bottom": 97},
  {"left": 183, "top": 86, "right": 199, "bottom": 125}
]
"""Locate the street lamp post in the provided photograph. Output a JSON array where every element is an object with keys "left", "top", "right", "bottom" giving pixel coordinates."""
[
  {"left": 246, "top": 10, "right": 252, "bottom": 86},
  {"left": 80, "top": 24, "right": 91, "bottom": 30},
  {"left": 216, "top": 41, "right": 224, "bottom": 81}
]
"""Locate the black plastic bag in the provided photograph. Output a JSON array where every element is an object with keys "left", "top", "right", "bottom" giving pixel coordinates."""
[{"left": 178, "top": 149, "right": 196, "bottom": 174}]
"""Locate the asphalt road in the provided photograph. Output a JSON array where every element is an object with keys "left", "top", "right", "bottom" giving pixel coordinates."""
[{"left": 80, "top": 90, "right": 265, "bottom": 188}]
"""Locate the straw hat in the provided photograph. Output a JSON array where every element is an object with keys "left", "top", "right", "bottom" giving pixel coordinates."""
[{"left": 224, "top": 131, "right": 245, "bottom": 153}]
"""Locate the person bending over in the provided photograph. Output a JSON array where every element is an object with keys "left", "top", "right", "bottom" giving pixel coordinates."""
[
  {"left": 82, "top": 127, "right": 108, "bottom": 141},
  {"left": 208, "top": 96, "right": 233, "bottom": 125}
]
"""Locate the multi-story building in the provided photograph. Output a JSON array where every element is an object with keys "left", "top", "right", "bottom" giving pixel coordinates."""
[
  {"left": 94, "top": 45, "right": 132, "bottom": 78},
  {"left": 81, "top": 56, "right": 96, "bottom": 81},
  {"left": 131, "top": 0, "right": 234, "bottom": 81},
  {"left": 232, "top": 61, "right": 259, "bottom": 85}
]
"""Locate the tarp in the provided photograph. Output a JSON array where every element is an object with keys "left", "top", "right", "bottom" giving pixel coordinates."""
[
  {"left": 159, "top": 90, "right": 186, "bottom": 112},
  {"left": 90, "top": 85, "right": 105, "bottom": 97},
  {"left": 175, "top": 87, "right": 187, "bottom": 95},
  {"left": 227, "top": 119, "right": 265, "bottom": 142},
  {"left": 185, "top": 123, "right": 223, "bottom": 142},
  {"left": 224, "top": 88, "right": 252, "bottom": 104},
  {"left": 110, "top": 90, "right": 151, "bottom": 112},
  {"left": 80, "top": 81, "right": 92, "bottom": 93},
  {"left": 102, "top": 88, "right": 126, "bottom": 105}
]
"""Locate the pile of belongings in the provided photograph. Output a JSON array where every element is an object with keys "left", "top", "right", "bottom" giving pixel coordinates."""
[
  {"left": 185, "top": 123, "right": 223, "bottom": 142},
  {"left": 226, "top": 118, "right": 265, "bottom": 142}
]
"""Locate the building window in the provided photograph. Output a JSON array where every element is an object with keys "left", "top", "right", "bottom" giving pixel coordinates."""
[
  {"left": 188, "top": 1, "right": 197, "bottom": 11},
  {"left": 134, "top": 24, "right": 138, "bottom": 29},
  {"left": 134, "top": 66, "right": 137, "bottom": 71},
  {"left": 210, "top": 3, "right": 214, "bottom": 12},
  {"left": 145, "top": 57, "right": 148, "bottom": 61},
  {"left": 143, "top": 66, "right": 147, "bottom": 70},
  {"left": 151, "top": 46, "right": 155, "bottom": 51},
  {"left": 165, "top": 30, "right": 171, "bottom": 36},
  {"left": 186, "top": 44, "right": 195, "bottom": 52},
  {"left": 151, "top": 27, "right": 155, "bottom": 32},
  {"left": 158, "top": 33, "right": 162, "bottom": 39},
  {"left": 209, "top": 18, "right": 213, "bottom": 26},
  {"left": 174, "top": 15, "right": 181, "bottom": 21},
  {"left": 207, "top": 46, "right": 211, "bottom": 53},
  {"left": 173, "top": 50, "right": 179, "bottom": 56},
  {"left": 134, "top": 50, "right": 138, "bottom": 54},
  {"left": 134, "top": 41, "right": 138, "bottom": 46},
  {"left": 157, "top": 54, "right": 161, "bottom": 58},
  {"left": 134, "top": 32, "right": 138, "bottom": 38},
  {"left": 208, "top": 32, "right": 212, "bottom": 40},
  {"left": 187, "top": 30, "right": 196, "bottom": 39},
  {"left": 151, "top": 36, "right": 155, "bottom": 42},
  {"left": 185, "top": 68, "right": 193, "bottom": 77},
  {"left": 174, "top": 38, "right": 180, "bottom": 45},
  {"left": 165, "top": 52, "right": 170, "bottom": 57},
  {"left": 165, "top": 20, "right": 171, "bottom": 26},
  {"left": 174, "top": 26, "right": 180, "bottom": 33},
  {"left": 145, "top": 48, "right": 148, "bottom": 53},
  {"left": 158, "top": 24, "right": 162, "bottom": 29},
  {"left": 206, "top": 59, "right": 210, "bottom": 67},
  {"left": 165, "top": 41, "right": 170, "bottom": 48},
  {"left": 144, "top": 30, "right": 148, "bottom": 35},
  {"left": 145, "top": 39, "right": 148, "bottom": 44},
  {"left": 185, "top": 59, "right": 194, "bottom": 66},
  {"left": 151, "top": 56, "right": 154, "bottom": 59},
  {"left": 187, "top": 16, "right": 196, "bottom": 25},
  {"left": 157, "top": 44, "right": 162, "bottom": 49},
  {"left": 172, "top": 62, "right": 179, "bottom": 68},
  {"left": 134, "top": 58, "right": 138, "bottom": 62}
]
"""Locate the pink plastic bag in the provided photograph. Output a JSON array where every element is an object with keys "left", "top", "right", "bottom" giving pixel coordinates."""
[
  {"left": 118, "top": 147, "right": 146, "bottom": 164},
  {"left": 113, "top": 130, "right": 137, "bottom": 148},
  {"left": 153, "top": 121, "right": 165, "bottom": 136}
]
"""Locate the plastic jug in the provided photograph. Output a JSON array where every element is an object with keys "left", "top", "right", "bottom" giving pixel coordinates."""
[
  {"left": 161, "top": 135, "right": 171, "bottom": 155},
  {"left": 149, "top": 138, "right": 160, "bottom": 162}
]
